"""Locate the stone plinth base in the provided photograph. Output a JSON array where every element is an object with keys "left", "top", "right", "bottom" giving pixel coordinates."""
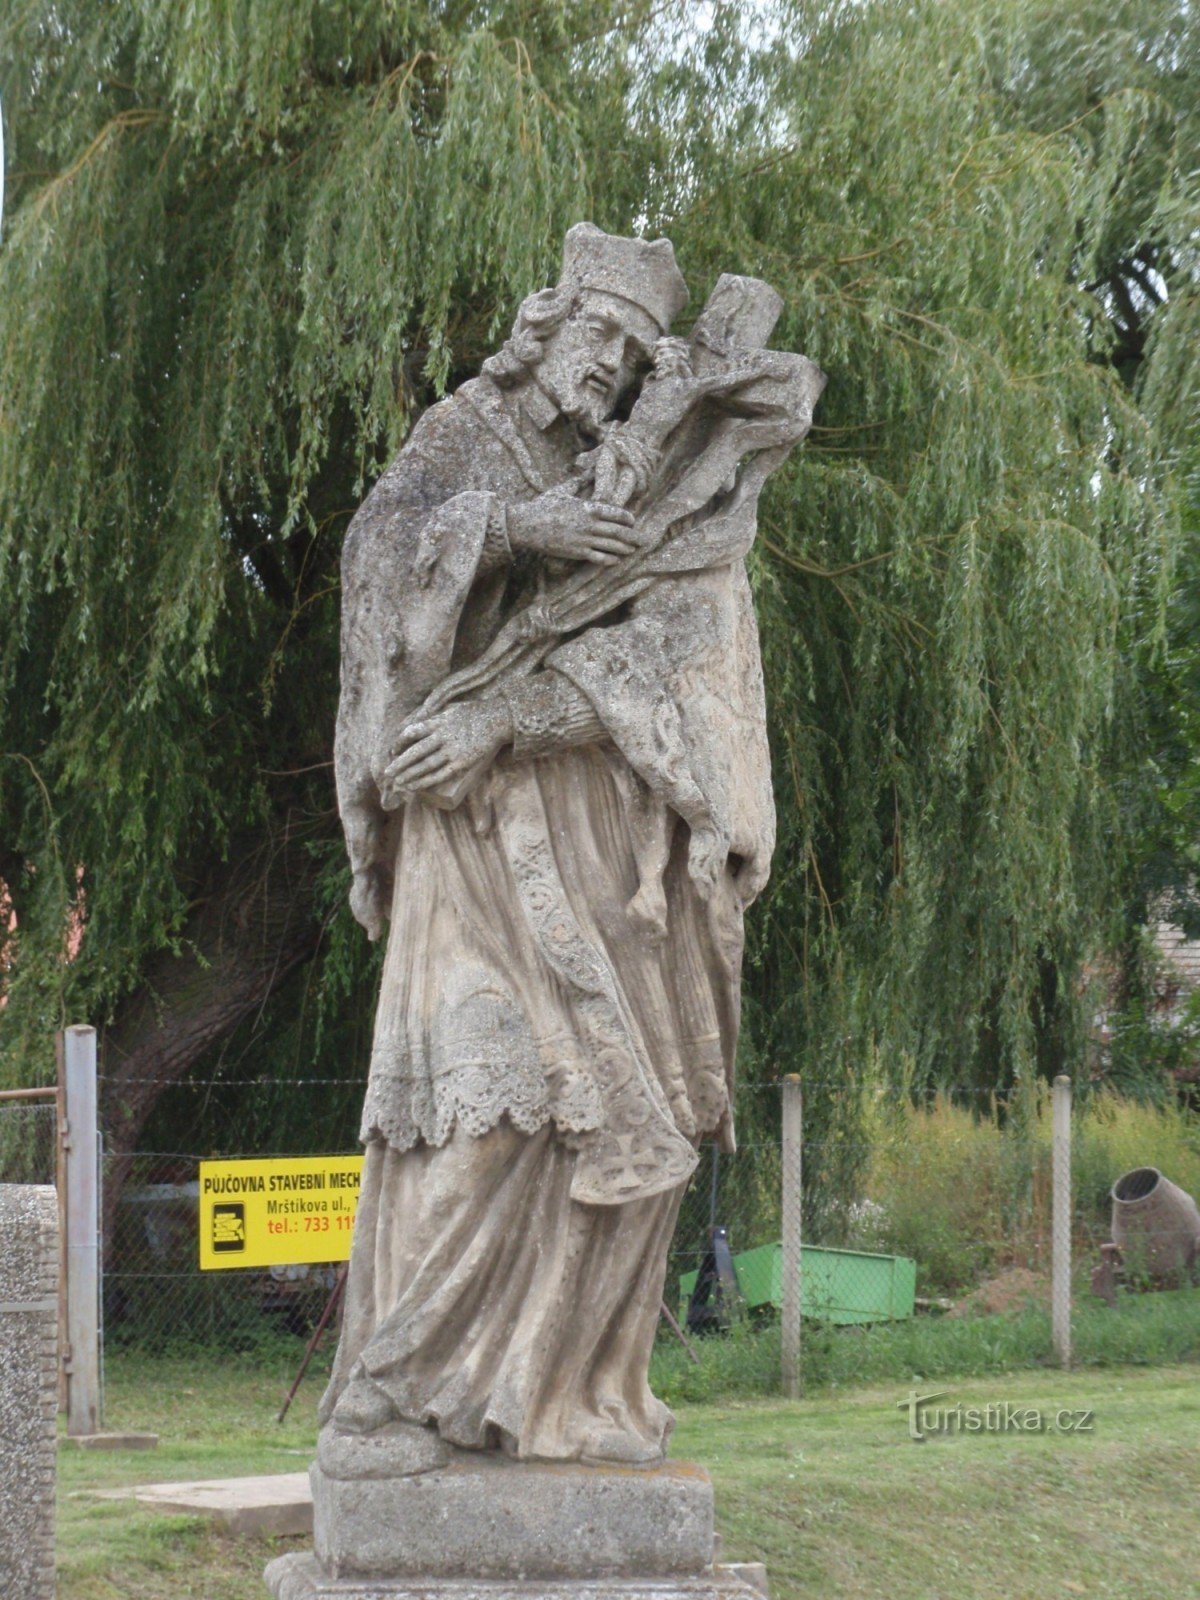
[
  {"left": 311, "top": 1455, "right": 714, "bottom": 1582},
  {"left": 265, "top": 1555, "right": 768, "bottom": 1600}
]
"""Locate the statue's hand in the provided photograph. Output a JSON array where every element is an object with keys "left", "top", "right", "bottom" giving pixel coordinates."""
[
  {"left": 349, "top": 864, "right": 392, "bottom": 942},
  {"left": 381, "top": 700, "right": 514, "bottom": 809},
  {"left": 507, "top": 492, "right": 646, "bottom": 565}
]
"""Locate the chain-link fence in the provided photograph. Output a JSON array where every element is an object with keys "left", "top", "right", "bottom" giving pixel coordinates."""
[
  {"left": 681, "top": 1075, "right": 1200, "bottom": 1390},
  {"left": 104, "top": 1173, "right": 345, "bottom": 1356},
  {"left": 93, "top": 1070, "right": 1141, "bottom": 1375},
  {"left": 9, "top": 1054, "right": 1197, "bottom": 1414},
  {"left": 0, "top": 1094, "right": 58, "bottom": 1185}
]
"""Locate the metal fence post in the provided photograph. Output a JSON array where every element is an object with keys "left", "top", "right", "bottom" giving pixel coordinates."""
[
  {"left": 1051, "top": 1074, "right": 1071, "bottom": 1369},
  {"left": 781, "top": 1075, "right": 803, "bottom": 1399},
  {"left": 63, "top": 1024, "right": 101, "bottom": 1436}
]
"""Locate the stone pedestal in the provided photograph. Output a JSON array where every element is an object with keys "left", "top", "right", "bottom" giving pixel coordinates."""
[
  {"left": 315, "top": 1454, "right": 712, "bottom": 1581},
  {"left": 265, "top": 1434, "right": 766, "bottom": 1600}
]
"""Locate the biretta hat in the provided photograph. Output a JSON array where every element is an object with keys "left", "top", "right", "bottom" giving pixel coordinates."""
[{"left": 561, "top": 221, "right": 689, "bottom": 335}]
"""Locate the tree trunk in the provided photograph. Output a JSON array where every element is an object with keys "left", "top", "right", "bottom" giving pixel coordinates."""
[{"left": 98, "top": 820, "right": 327, "bottom": 1253}]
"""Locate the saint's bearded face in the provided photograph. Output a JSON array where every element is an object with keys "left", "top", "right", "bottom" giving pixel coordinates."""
[{"left": 535, "top": 290, "right": 658, "bottom": 433}]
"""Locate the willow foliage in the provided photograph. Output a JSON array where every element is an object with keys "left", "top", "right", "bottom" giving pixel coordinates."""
[{"left": 1, "top": 2, "right": 1196, "bottom": 1161}]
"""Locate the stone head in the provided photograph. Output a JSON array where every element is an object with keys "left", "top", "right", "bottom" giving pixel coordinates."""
[
  {"left": 482, "top": 223, "right": 688, "bottom": 431},
  {"left": 535, "top": 288, "right": 660, "bottom": 431}
]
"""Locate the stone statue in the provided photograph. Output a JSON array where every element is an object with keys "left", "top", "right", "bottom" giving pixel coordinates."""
[{"left": 321, "top": 225, "right": 824, "bottom": 1473}]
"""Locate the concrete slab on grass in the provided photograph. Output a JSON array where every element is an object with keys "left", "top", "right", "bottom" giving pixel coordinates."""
[
  {"left": 93, "top": 1471, "right": 312, "bottom": 1535},
  {"left": 71, "top": 1432, "right": 159, "bottom": 1451}
]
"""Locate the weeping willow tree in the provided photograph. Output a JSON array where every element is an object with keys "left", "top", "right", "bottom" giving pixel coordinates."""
[{"left": 1, "top": 0, "right": 1196, "bottom": 1215}]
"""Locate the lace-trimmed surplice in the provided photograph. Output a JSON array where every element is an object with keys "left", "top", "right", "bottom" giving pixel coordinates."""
[{"left": 360, "top": 744, "right": 731, "bottom": 1196}]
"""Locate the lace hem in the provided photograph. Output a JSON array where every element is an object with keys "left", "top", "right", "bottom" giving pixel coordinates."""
[
  {"left": 360, "top": 1045, "right": 606, "bottom": 1153},
  {"left": 359, "top": 1045, "right": 728, "bottom": 1163}
]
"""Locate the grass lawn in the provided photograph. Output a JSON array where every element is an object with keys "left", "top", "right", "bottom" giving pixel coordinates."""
[
  {"left": 651, "top": 1282, "right": 1200, "bottom": 1401},
  {"left": 674, "top": 1366, "right": 1200, "bottom": 1600},
  {"left": 57, "top": 1349, "right": 1199, "bottom": 1600}
]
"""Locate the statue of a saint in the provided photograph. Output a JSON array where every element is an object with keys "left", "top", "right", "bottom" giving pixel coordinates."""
[{"left": 322, "top": 224, "right": 823, "bottom": 1468}]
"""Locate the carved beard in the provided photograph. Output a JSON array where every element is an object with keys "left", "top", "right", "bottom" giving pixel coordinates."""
[{"left": 552, "top": 360, "right": 618, "bottom": 438}]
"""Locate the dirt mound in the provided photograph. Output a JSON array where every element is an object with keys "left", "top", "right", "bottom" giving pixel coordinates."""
[{"left": 947, "top": 1266, "right": 1047, "bottom": 1318}]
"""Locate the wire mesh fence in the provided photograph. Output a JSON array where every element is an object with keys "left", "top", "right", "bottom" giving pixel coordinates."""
[
  {"left": 88, "top": 1071, "right": 1133, "bottom": 1376},
  {"left": 0, "top": 1096, "right": 58, "bottom": 1185},
  {"left": 10, "top": 1041, "right": 1199, "bottom": 1424},
  {"left": 102, "top": 1149, "right": 344, "bottom": 1355}
]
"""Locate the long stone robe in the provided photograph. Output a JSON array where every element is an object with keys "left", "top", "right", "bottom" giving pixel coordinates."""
[{"left": 325, "top": 367, "right": 778, "bottom": 1461}]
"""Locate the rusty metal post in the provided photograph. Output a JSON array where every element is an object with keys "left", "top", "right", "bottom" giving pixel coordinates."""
[
  {"left": 63, "top": 1024, "right": 101, "bottom": 1436},
  {"left": 781, "top": 1075, "right": 803, "bottom": 1399}
]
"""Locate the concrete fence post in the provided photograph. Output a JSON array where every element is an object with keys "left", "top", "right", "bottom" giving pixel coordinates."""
[
  {"left": 63, "top": 1024, "right": 101, "bottom": 1436},
  {"left": 55, "top": 1030, "right": 68, "bottom": 1413},
  {"left": 1051, "top": 1074, "right": 1072, "bottom": 1369},
  {"left": 0, "top": 1184, "right": 59, "bottom": 1600},
  {"left": 781, "top": 1075, "right": 803, "bottom": 1399}
]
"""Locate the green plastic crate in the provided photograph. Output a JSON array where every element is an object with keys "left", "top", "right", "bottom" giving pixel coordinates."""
[{"left": 679, "top": 1241, "right": 916, "bottom": 1325}]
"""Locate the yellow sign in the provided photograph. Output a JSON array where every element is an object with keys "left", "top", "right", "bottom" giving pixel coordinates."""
[{"left": 198, "top": 1155, "right": 364, "bottom": 1270}]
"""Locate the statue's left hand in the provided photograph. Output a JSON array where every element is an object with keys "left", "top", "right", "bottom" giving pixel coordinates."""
[
  {"left": 350, "top": 865, "right": 392, "bottom": 941},
  {"left": 380, "top": 700, "right": 514, "bottom": 810}
]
